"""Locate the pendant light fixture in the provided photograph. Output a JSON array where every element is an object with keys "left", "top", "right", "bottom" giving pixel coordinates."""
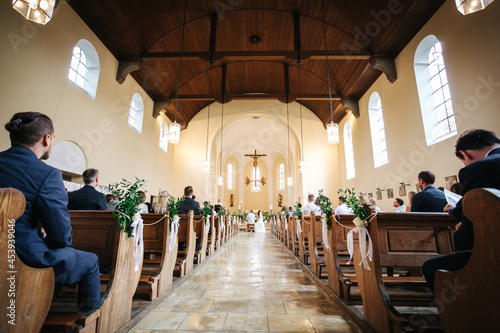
[
  {"left": 456, "top": 0, "right": 494, "bottom": 15},
  {"left": 203, "top": 60, "right": 214, "bottom": 172},
  {"left": 12, "top": 0, "right": 57, "bottom": 25},
  {"left": 296, "top": 46, "right": 307, "bottom": 173},
  {"left": 286, "top": 94, "right": 293, "bottom": 187},
  {"left": 321, "top": 0, "right": 340, "bottom": 145},
  {"left": 169, "top": 0, "right": 188, "bottom": 144},
  {"left": 218, "top": 64, "right": 227, "bottom": 186}
]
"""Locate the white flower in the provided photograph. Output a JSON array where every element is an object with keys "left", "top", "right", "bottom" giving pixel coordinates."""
[
  {"left": 353, "top": 216, "right": 364, "bottom": 228},
  {"left": 133, "top": 212, "right": 141, "bottom": 222}
]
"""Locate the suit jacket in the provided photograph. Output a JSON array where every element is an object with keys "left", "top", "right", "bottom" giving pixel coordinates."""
[
  {"left": 411, "top": 185, "right": 448, "bottom": 213},
  {"left": 68, "top": 185, "right": 107, "bottom": 210},
  {"left": 179, "top": 197, "right": 201, "bottom": 215},
  {"left": 0, "top": 146, "right": 75, "bottom": 283},
  {"left": 450, "top": 147, "right": 500, "bottom": 250}
]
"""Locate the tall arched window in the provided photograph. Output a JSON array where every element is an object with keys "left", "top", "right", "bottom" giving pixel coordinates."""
[
  {"left": 128, "top": 93, "right": 144, "bottom": 133},
  {"left": 368, "top": 92, "right": 389, "bottom": 168},
  {"left": 159, "top": 122, "right": 168, "bottom": 152},
  {"left": 251, "top": 166, "right": 261, "bottom": 192},
  {"left": 279, "top": 163, "right": 285, "bottom": 190},
  {"left": 68, "top": 39, "right": 100, "bottom": 99},
  {"left": 227, "top": 163, "right": 233, "bottom": 190},
  {"left": 414, "top": 35, "right": 457, "bottom": 146},
  {"left": 344, "top": 122, "right": 355, "bottom": 180}
]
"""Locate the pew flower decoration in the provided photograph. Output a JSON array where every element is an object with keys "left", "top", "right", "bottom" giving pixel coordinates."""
[
  {"left": 338, "top": 188, "right": 375, "bottom": 270},
  {"left": 201, "top": 201, "right": 212, "bottom": 235},
  {"left": 167, "top": 195, "right": 184, "bottom": 252},
  {"left": 107, "top": 177, "right": 146, "bottom": 272},
  {"left": 317, "top": 189, "right": 334, "bottom": 229},
  {"left": 218, "top": 209, "right": 225, "bottom": 231},
  {"left": 293, "top": 203, "right": 303, "bottom": 237}
]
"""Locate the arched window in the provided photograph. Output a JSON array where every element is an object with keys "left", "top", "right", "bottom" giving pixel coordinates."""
[
  {"left": 227, "top": 163, "right": 233, "bottom": 190},
  {"left": 128, "top": 93, "right": 144, "bottom": 133},
  {"left": 68, "top": 39, "right": 100, "bottom": 99},
  {"left": 279, "top": 163, "right": 285, "bottom": 190},
  {"left": 251, "top": 166, "right": 261, "bottom": 192},
  {"left": 344, "top": 122, "right": 355, "bottom": 180},
  {"left": 159, "top": 122, "right": 168, "bottom": 152},
  {"left": 414, "top": 35, "right": 457, "bottom": 146},
  {"left": 368, "top": 92, "right": 389, "bottom": 168}
]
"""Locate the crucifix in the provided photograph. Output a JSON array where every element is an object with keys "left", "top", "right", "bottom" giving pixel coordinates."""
[{"left": 244, "top": 150, "right": 267, "bottom": 186}]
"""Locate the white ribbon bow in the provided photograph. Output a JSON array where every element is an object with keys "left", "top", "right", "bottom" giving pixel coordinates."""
[
  {"left": 347, "top": 225, "right": 373, "bottom": 270},
  {"left": 296, "top": 219, "right": 302, "bottom": 237},
  {"left": 168, "top": 215, "right": 180, "bottom": 252},
  {"left": 321, "top": 217, "right": 331, "bottom": 251},
  {"left": 131, "top": 213, "right": 144, "bottom": 272},
  {"left": 285, "top": 219, "right": 288, "bottom": 231},
  {"left": 205, "top": 215, "right": 211, "bottom": 235},
  {"left": 220, "top": 218, "right": 225, "bottom": 231}
]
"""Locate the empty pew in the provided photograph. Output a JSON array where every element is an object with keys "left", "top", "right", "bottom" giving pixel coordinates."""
[
  {"left": 193, "top": 214, "right": 208, "bottom": 264},
  {"left": 308, "top": 213, "right": 326, "bottom": 278},
  {"left": 140, "top": 213, "right": 178, "bottom": 299},
  {"left": 290, "top": 215, "right": 299, "bottom": 256},
  {"left": 435, "top": 188, "right": 500, "bottom": 333},
  {"left": 299, "top": 216, "right": 311, "bottom": 264},
  {"left": 60, "top": 210, "right": 143, "bottom": 333},
  {"left": 175, "top": 212, "right": 196, "bottom": 277},
  {"left": 353, "top": 212, "right": 457, "bottom": 333},
  {"left": 1, "top": 188, "right": 55, "bottom": 333}
]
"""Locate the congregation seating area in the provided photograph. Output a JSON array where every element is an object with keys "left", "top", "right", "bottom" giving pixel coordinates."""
[
  {"left": 0, "top": 188, "right": 239, "bottom": 333},
  {"left": 271, "top": 187, "right": 500, "bottom": 333}
]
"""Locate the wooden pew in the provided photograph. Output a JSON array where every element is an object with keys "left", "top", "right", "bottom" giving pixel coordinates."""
[
  {"left": 207, "top": 215, "right": 215, "bottom": 256},
  {"left": 176, "top": 212, "right": 196, "bottom": 277},
  {"left": 1, "top": 188, "right": 55, "bottom": 333},
  {"left": 63, "top": 211, "right": 143, "bottom": 333},
  {"left": 299, "top": 216, "right": 311, "bottom": 264},
  {"left": 139, "top": 213, "right": 178, "bottom": 299},
  {"left": 353, "top": 212, "right": 457, "bottom": 333},
  {"left": 435, "top": 188, "right": 500, "bottom": 333},
  {"left": 214, "top": 215, "right": 222, "bottom": 250},
  {"left": 290, "top": 215, "right": 299, "bottom": 256},
  {"left": 193, "top": 214, "right": 208, "bottom": 264},
  {"left": 308, "top": 213, "right": 326, "bottom": 277}
]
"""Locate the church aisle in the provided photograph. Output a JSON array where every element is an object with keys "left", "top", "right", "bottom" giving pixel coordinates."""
[{"left": 130, "top": 231, "right": 362, "bottom": 332}]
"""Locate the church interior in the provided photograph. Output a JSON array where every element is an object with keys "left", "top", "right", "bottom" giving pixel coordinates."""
[{"left": 1, "top": 0, "right": 500, "bottom": 332}]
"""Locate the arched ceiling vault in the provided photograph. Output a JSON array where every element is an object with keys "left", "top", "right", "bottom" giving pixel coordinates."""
[{"left": 68, "top": 0, "right": 446, "bottom": 127}]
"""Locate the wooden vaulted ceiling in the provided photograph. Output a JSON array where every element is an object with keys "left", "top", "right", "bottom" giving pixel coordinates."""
[{"left": 68, "top": 0, "right": 446, "bottom": 127}]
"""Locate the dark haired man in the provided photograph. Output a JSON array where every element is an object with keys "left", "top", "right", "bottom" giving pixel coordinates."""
[
  {"left": 410, "top": 170, "right": 448, "bottom": 212},
  {"left": 422, "top": 129, "right": 500, "bottom": 292},
  {"left": 68, "top": 168, "right": 107, "bottom": 210},
  {"left": 0, "top": 112, "right": 100, "bottom": 311},
  {"left": 393, "top": 198, "right": 406, "bottom": 212},
  {"left": 179, "top": 185, "right": 201, "bottom": 215}
]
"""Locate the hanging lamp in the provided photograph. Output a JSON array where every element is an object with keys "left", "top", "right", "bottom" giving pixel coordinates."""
[
  {"left": 169, "top": 0, "right": 188, "bottom": 144},
  {"left": 321, "top": 0, "right": 340, "bottom": 145},
  {"left": 296, "top": 45, "right": 307, "bottom": 173},
  {"left": 286, "top": 94, "right": 293, "bottom": 187},
  {"left": 456, "top": 0, "right": 494, "bottom": 15},
  {"left": 203, "top": 60, "right": 214, "bottom": 172},
  {"left": 12, "top": 0, "right": 57, "bottom": 25}
]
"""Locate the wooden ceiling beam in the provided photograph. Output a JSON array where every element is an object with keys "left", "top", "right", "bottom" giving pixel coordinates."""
[
  {"left": 140, "top": 50, "right": 371, "bottom": 62},
  {"left": 168, "top": 93, "right": 342, "bottom": 101}
]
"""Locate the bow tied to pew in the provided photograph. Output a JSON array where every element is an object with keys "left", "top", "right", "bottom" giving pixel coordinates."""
[
  {"left": 131, "top": 212, "right": 144, "bottom": 272},
  {"left": 346, "top": 213, "right": 375, "bottom": 270},
  {"left": 168, "top": 215, "right": 180, "bottom": 252}
]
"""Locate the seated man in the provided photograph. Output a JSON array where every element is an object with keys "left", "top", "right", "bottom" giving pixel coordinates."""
[
  {"left": 393, "top": 198, "right": 406, "bottom": 212},
  {"left": 0, "top": 112, "right": 100, "bottom": 311},
  {"left": 334, "top": 196, "right": 353, "bottom": 215},
  {"left": 246, "top": 210, "right": 256, "bottom": 232},
  {"left": 178, "top": 185, "right": 202, "bottom": 215},
  {"left": 68, "top": 168, "right": 107, "bottom": 210},
  {"left": 422, "top": 129, "right": 500, "bottom": 292},
  {"left": 411, "top": 170, "right": 448, "bottom": 212},
  {"left": 302, "top": 194, "right": 322, "bottom": 217}
]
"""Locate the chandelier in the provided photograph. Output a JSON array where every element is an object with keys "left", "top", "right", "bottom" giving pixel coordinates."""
[
  {"left": 456, "top": 0, "right": 494, "bottom": 15},
  {"left": 12, "top": 0, "right": 57, "bottom": 25}
]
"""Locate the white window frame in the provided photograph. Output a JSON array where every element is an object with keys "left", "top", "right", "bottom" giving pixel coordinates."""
[
  {"left": 128, "top": 93, "right": 144, "bottom": 133},
  {"left": 227, "top": 163, "right": 233, "bottom": 190},
  {"left": 68, "top": 39, "right": 100, "bottom": 100},
  {"left": 159, "top": 122, "right": 168, "bottom": 152},
  {"left": 368, "top": 92, "right": 389, "bottom": 168},
  {"left": 414, "top": 35, "right": 457, "bottom": 146},
  {"left": 344, "top": 122, "right": 355, "bottom": 180},
  {"left": 279, "top": 163, "right": 285, "bottom": 190},
  {"left": 251, "top": 166, "right": 261, "bottom": 192}
]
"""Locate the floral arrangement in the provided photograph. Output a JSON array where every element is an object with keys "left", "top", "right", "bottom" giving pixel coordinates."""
[
  {"left": 201, "top": 201, "right": 212, "bottom": 219},
  {"left": 317, "top": 189, "right": 334, "bottom": 229},
  {"left": 282, "top": 206, "right": 289, "bottom": 219},
  {"left": 338, "top": 188, "right": 373, "bottom": 228},
  {"left": 217, "top": 209, "right": 225, "bottom": 218},
  {"left": 167, "top": 195, "right": 184, "bottom": 229},
  {"left": 107, "top": 178, "right": 146, "bottom": 237},
  {"left": 293, "top": 203, "right": 302, "bottom": 220}
]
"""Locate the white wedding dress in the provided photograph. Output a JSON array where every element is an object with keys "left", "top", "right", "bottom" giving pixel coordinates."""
[{"left": 254, "top": 212, "right": 266, "bottom": 233}]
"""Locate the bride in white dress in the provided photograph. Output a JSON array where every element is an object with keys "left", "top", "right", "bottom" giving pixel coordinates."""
[{"left": 254, "top": 210, "right": 266, "bottom": 233}]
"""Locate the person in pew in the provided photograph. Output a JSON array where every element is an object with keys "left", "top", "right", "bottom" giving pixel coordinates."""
[
  {"left": 423, "top": 129, "right": 500, "bottom": 292},
  {"left": 450, "top": 182, "right": 462, "bottom": 195},
  {"left": 411, "top": 170, "right": 448, "bottom": 212},
  {"left": 214, "top": 198, "right": 222, "bottom": 212},
  {"left": 68, "top": 168, "right": 107, "bottom": 210},
  {"left": 334, "top": 196, "right": 353, "bottom": 215},
  {"left": 106, "top": 194, "right": 119, "bottom": 211},
  {"left": 393, "top": 198, "right": 406, "bottom": 212},
  {"left": 405, "top": 190, "right": 417, "bottom": 212},
  {"left": 137, "top": 190, "right": 149, "bottom": 214},
  {"left": 302, "top": 194, "right": 322, "bottom": 216},
  {"left": 246, "top": 210, "right": 256, "bottom": 232},
  {"left": 179, "top": 185, "right": 202, "bottom": 215},
  {"left": 0, "top": 112, "right": 100, "bottom": 312},
  {"left": 368, "top": 198, "right": 382, "bottom": 212}
]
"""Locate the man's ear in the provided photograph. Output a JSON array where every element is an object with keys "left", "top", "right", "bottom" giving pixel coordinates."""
[
  {"left": 41, "top": 134, "right": 51, "bottom": 147},
  {"left": 460, "top": 150, "right": 474, "bottom": 163}
]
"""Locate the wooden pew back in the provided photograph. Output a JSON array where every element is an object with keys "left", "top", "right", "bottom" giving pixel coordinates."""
[
  {"left": 0, "top": 188, "right": 54, "bottom": 333},
  {"left": 299, "top": 216, "right": 311, "bottom": 264},
  {"left": 192, "top": 214, "right": 208, "bottom": 263},
  {"left": 178, "top": 212, "right": 196, "bottom": 275}
]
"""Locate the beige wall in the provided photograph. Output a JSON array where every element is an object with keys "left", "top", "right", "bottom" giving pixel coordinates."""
[
  {"left": 0, "top": 2, "right": 174, "bottom": 197},
  {"left": 337, "top": 0, "right": 500, "bottom": 211}
]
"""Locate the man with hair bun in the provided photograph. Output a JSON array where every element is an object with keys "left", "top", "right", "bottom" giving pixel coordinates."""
[{"left": 0, "top": 112, "right": 100, "bottom": 312}]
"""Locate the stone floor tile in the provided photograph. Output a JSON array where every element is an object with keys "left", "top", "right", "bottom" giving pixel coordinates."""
[{"left": 224, "top": 313, "right": 269, "bottom": 331}]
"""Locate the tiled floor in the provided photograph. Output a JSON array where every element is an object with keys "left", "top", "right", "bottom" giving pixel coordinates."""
[{"left": 130, "top": 231, "right": 362, "bottom": 332}]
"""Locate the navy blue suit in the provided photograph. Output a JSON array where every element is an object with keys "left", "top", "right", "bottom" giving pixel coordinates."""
[
  {"left": 179, "top": 197, "right": 202, "bottom": 215},
  {"left": 68, "top": 184, "right": 107, "bottom": 210},
  {"left": 411, "top": 185, "right": 448, "bottom": 212},
  {"left": 423, "top": 147, "right": 500, "bottom": 292},
  {"left": 0, "top": 146, "right": 100, "bottom": 311}
]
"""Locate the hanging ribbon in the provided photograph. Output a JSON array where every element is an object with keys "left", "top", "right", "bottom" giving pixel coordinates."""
[
  {"left": 205, "top": 215, "right": 210, "bottom": 235},
  {"left": 168, "top": 215, "right": 180, "bottom": 252},
  {"left": 228, "top": 216, "right": 232, "bottom": 226},
  {"left": 321, "top": 216, "right": 331, "bottom": 251},
  {"left": 131, "top": 213, "right": 144, "bottom": 272},
  {"left": 220, "top": 218, "right": 225, "bottom": 231},
  {"left": 346, "top": 216, "right": 374, "bottom": 270},
  {"left": 285, "top": 218, "right": 288, "bottom": 231},
  {"left": 296, "top": 218, "right": 302, "bottom": 238}
]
